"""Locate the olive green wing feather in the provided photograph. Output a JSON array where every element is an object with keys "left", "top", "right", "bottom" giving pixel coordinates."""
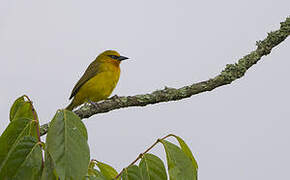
[{"left": 69, "top": 60, "right": 101, "bottom": 100}]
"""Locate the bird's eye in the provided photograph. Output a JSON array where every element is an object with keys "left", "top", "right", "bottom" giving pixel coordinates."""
[{"left": 108, "top": 55, "right": 119, "bottom": 59}]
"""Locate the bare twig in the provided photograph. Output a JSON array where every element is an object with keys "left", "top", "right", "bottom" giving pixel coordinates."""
[{"left": 40, "top": 17, "right": 290, "bottom": 136}]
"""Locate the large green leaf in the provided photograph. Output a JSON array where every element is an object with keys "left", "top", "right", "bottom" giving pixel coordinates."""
[
  {"left": 9, "top": 96, "right": 35, "bottom": 121},
  {"left": 46, "top": 110, "right": 90, "bottom": 180},
  {"left": 96, "top": 161, "right": 118, "bottom": 180},
  {"left": 121, "top": 165, "right": 142, "bottom": 180},
  {"left": 139, "top": 153, "right": 167, "bottom": 180},
  {"left": 172, "top": 135, "right": 198, "bottom": 170},
  {"left": 0, "top": 136, "right": 42, "bottom": 180},
  {"left": 160, "top": 140, "right": 197, "bottom": 180},
  {"left": 0, "top": 118, "right": 38, "bottom": 173}
]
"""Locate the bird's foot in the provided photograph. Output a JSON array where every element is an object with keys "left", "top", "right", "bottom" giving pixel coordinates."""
[
  {"left": 88, "top": 99, "right": 100, "bottom": 109},
  {"left": 111, "top": 95, "right": 119, "bottom": 100}
]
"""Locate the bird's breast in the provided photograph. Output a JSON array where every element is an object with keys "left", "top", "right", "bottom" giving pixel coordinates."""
[{"left": 81, "top": 65, "right": 120, "bottom": 101}]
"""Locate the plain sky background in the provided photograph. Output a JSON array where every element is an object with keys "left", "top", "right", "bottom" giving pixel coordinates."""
[{"left": 0, "top": 0, "right": 289, "bottom": 179}]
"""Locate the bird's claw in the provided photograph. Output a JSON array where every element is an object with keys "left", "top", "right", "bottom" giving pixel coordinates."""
[
  {"left": 88, "top": 100, "right": 100, "bottom": 109},
  {"left": 111, "top": 95, "right": 119, "bottom": 100}
]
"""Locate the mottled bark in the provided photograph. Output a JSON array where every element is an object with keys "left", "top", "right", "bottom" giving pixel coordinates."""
[{"left": 40, "top": 17, "right": 290, "bottom": 136}]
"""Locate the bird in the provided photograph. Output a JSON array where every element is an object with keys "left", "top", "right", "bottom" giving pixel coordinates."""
[{"left": 66, "top": 50, "right": 128, "bottom": 110}]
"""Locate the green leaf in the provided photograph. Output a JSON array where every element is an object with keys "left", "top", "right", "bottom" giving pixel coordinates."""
[
  {"left": 46, "top": 110, "right": 90, "bottom": 180},
  {"left": 121, "top": 165, "right": 142, "bottom": 180},
  {"left": 0, "top": 136, "right": 42, "bottom": 180},
  {"left": 96, "top": 161, "right": 118, "bottom": 180},
  {"left": 0, "top": 118, "right": 38, "bottom": 172},
  {"left": 160, "top": 140, "right": 197, "bottom": 180},
  {"left": 88, "top": 160, "right": 97, "bottom": 176},
  {"left": 9, "top": 96, "right": 35, "bottom": 121},
  {"left": 172, "top": 135, "right": 198, "bottom": 170},
  {"left": 41, "top": 151, "right": 58, "bottom": 180},
  {"left": 87, "top": 160, "right": 106, "bottom": 180},
  {"left": 84, "top": 176, "right": 99, "bottom": 180},
  {"left": 91, "top": 169, "right": 106, "bottom": 178},
  {"left": 84, "top": 168, "right": 106, "bottom": 180},
  {"left": 84, "top": 173, "right": 106, "bottom": 180},
  {"left": 9, "top": 96, "right": 25, "bottom": 121},
  {"left": 139, "top": 153, "right": 167, "bottom": 180}
]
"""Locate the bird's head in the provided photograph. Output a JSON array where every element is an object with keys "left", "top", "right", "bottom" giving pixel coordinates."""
[{"left": 97, "top": 50, "right": 129, "bottom": 65}]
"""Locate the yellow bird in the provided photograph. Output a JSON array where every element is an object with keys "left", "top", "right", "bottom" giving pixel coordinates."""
[{"left": 66, "top": 50, "right": 128, "bottom": 110}]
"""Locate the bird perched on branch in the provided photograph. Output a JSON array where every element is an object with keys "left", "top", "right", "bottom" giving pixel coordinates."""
[{"left": 66, "top": 50, "right": 129, "bottom": 110}]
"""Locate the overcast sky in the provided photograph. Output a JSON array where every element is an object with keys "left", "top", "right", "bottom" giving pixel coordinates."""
[{"left": 0, "top": 0, "right": 289, "bottom": 179}]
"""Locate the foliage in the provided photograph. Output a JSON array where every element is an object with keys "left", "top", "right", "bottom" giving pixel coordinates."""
[{"left": 0, "top": 96, "right": 198, "bottom": 179}]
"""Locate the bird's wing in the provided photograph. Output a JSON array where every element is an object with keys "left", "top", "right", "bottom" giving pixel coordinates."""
[{"left": 69, "top": 61, "right": 101, "bottom": 100}]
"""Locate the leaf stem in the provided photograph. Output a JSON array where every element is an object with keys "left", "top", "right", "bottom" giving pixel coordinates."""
[{"left": 23, "top": 95, "right": 44, "bottom": 168}]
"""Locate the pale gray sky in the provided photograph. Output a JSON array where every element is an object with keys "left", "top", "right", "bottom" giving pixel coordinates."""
[{"left": 0, "top": 0, "right": 289, "bottom": 179}]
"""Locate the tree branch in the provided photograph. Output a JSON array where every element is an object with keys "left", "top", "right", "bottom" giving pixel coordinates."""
[{"left": 40, "top": 17, "right": 290, "bottom": 136}]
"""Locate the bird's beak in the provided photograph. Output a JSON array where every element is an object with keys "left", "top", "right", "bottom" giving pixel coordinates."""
[{"left": 117, "top": 56, "right": 129, "bottom": 61}]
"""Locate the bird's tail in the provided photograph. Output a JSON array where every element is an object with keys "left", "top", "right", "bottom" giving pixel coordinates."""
[{"left": 65, "top": 101, "right": 75, "bottom": 111}]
